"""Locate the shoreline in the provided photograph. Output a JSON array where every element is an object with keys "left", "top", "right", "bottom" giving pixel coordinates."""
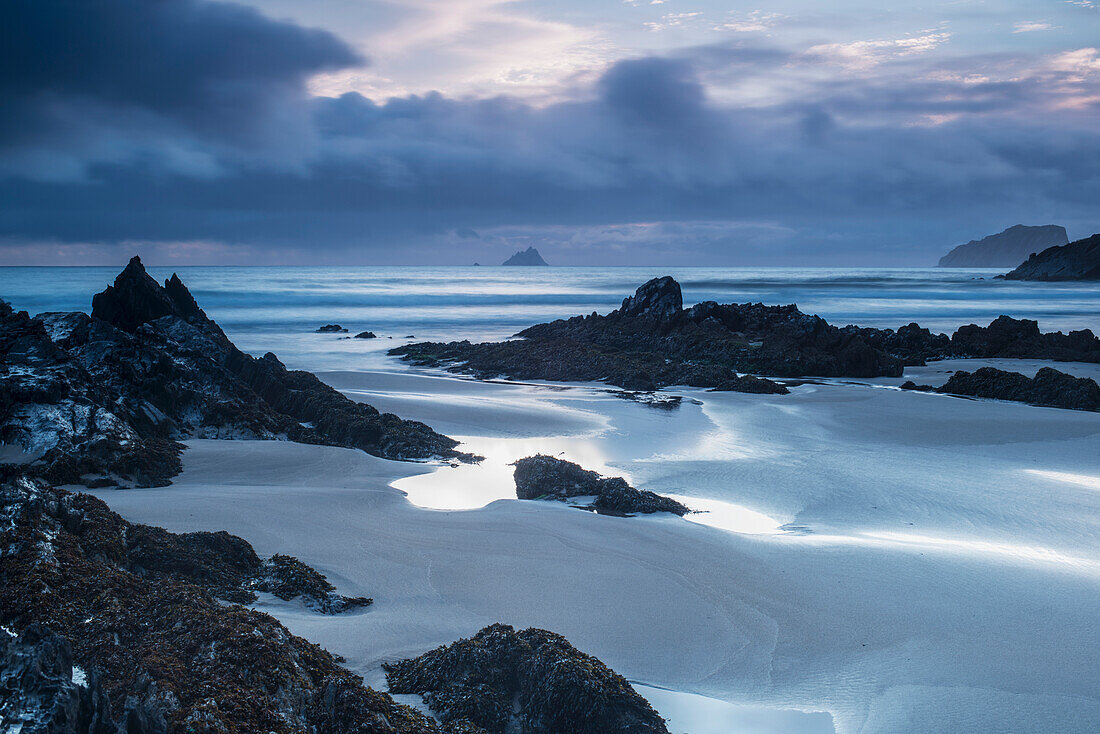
[{"left": 86, "top": 358, "right": 1100, "bottom": 733}]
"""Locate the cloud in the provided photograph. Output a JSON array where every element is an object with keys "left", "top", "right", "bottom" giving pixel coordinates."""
[
  {"left": 805, "top": 30, "right": 952, "bottom": 69},
  {"left": 1, "top": 6, "right": 1099, "bottom": 265},
  {"left": 0, "top": 0, "right": 362, "bottom": 181},
  {"left": 1013, "top": 21, "right": 1057, "bottom": 33}
]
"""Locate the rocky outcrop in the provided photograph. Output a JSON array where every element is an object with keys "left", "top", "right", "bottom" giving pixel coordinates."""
[
  {"left": 618, "top": 276, "right": 682, "bottom": 319},
  {"left": 501, "top": 247, "right": 548, "bottom": 266},
  {"left": 935, "top": 367, "right": 1100, "bottom": 411},
  {"left": 1002, "top": 233, "right": 1100, "bottom": 281},
  {"left": 317, "top": 324, "right": 348, "bottom": 333},
  {"left": 0, "top": 476, "right": 453, "bottom": 734},
  {"left": 947, "top": 316, "right": 1099, "bottom": 363},
  {"left": 512, "top": 455, "right": 689, "bottom": 516},
  {"left": 354, "top": 331, "right": 377, "bottom": 339},
  {"left": 384, "top": 623, "right": 669, "bottom": 734},
  {"left": 392, "top": 277, "right": 905, "bottom": 387},
  {"left": 938, "top": 225, "right": 1068, "bottom": 268},
  {"left": 1, "top": 257, "right": 471, "bottom": 487},
  {"left": 711, "top": 374, "right": 790, "bottom": 394}
]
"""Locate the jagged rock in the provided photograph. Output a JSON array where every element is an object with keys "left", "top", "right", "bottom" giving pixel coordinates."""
[
  {"left": 0, "top": 624, "right": 130, "bottom": 734},
  {"left": 610, "top": 391, "right": 683, "bottom": 410},
  {"left": 0, "top": 476, "right": 452, "bottom": 733},
  {"left": 384, "top": 623, "right": 669, "bottom": 734},
  {"left": 354, "top": 331, "right": 377, "bottom": 339},
  {"left": 938, "top": 225, "right": 1068, "bottom": 268},
  {"left": 1, "top": 257, "right": 472, "bottom": 487},
  {"left": 1002, "top": 233, "right": 1100, "bottom": 281},
  {"left": 317, "top": 324, "right": 348, "bottom": 333},
  {"left": 899, "top": 381, "right": 933, "bottom": 392},
  {"left": 512, "top": 455, "right": 688, "bottom": 516},
  {"left": 618, "top": 276, "right": 682, "bottom": 319},
  {"left": 935, "top": 367, "right": 1100, "bottom": 411},
  {"left": 501, "top": 247, "right": 548, "bottom": 266}
]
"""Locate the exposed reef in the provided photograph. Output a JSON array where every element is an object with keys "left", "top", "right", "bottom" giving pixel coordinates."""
[
  {"left": 392, "top": 276, "right": 1099, "bottom": 391},
  {"left": 1, "top": 257, "right": 471, "bottom": 487},
  {"left": 903, "top": 367, "right": 1100, "bottom": 411},
  {"left": 384, "top": 623, "right": 670, "bottom": 734},
  {"left": 1001, "top": 232, "right": 1100, "bottom": 281},
  {"left": 392, "top": 276, "right": 896, "bottom": 387},
  {"left": 512, "top": 455, "right": 689, "bottom": 516}
]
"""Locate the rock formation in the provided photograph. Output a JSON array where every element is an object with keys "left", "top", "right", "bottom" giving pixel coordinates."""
[
  {"left": 392, "top": 276, "right": 908, "bottom": 386},
  {"left": 1, "top": 257, "right": 472, "bottom": 487},
  {"left": 935, "top": 367, "right": 1099, "bottom": 411},
  {"left": 317, "top": 324, "right": 348, "bottom": 333},
  {"left": 1001, "top": 233, "right": 1100, "bottom": 281},
  {"left": 937, "top": 225, "right": 1068, "bottom": 267},
  {"left": 501, "top": 247, "right": 549, "bottom": 266},
  {"left": 384, "top": 623, "right": 670, "bottom": 734},
  {"left": 512, "top": 455, "right": 689, "bottom": 516}
]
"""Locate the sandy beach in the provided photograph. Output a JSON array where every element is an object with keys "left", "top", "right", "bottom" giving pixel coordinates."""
[{"left": 88, "top": 363, "right": 1100, "bottom": 734}]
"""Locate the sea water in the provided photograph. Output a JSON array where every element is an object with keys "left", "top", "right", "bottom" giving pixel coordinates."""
[{"left": 1, "top": 265, "right": 1097, "bottom": 372}]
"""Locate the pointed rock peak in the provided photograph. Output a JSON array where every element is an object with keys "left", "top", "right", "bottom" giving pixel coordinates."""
[
  {"left": 91, "top": 256, "right": 178, "bottom": 332},
  {"left": 164, "top": 272, "right": 207, "bottom": 323},
  {"left": 619, "top": 276, "right": 683, "bottom": 319}
]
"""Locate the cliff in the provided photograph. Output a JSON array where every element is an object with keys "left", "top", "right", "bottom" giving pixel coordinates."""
[
  {"left": 937, "top": 224, "right": 1068, "bottom": 267},
  {"left": 1002, "top": 233, "right": 1100, "bottom": 281}
]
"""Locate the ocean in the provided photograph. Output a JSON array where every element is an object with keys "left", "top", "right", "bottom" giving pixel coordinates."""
[{"left": 2, "top": 265, "right": 1097, "bottom": 371}]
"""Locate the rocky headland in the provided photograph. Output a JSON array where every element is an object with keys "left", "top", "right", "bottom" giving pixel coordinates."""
[
  {"left": 513, "top": 455, "right": 689, "bottom": 516},
  {"left": 902, "top": 366, "right": 1100, "bottom": 411},
  {"left": 1001, "top": 232, "right": 1100, "bottom": 281},
  {"left": 937, "top": 224, "right": 1068, "bottom": 268},
  {"left": 391, "top": 276, "right": 1099, "bottom": 391},
  {"left": 1, "top": 257, "right": 472, "bottom": 488},
  {"left": 384, "top": 623, "right": 669, "bottom": 734}
]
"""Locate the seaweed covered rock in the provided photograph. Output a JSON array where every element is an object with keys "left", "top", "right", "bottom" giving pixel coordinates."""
[
  {"left": 935, "top": 367, "right": 1100, "bottom": 411},
  {"left": 948, "top": 316, "right": 1099, "bottom": 363},
  {"left": 0, "top": 476, "right": 450, "bottom": 734},
  {"left": 251, "top": 554, "right": 372, "bottom": 614},
  {"left": 2, "top": 257, "right": 472, "bottom": 487},
  {"left": 710, "top": 374, "right": 790, "bottom": 394},
  {"left": 384, "top": 624, "right": 669, "bottom": 734},
  {"left": 512, "top": 455, "right": 688, "bottom": 516}
]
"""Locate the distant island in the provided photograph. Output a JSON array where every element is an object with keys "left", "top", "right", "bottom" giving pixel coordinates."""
[
  {"left": 502, "top": 247, "right": 549, "bottom": 266},
  {"left": 937, "top": 224, "right": 1068, "bottom": 267},
  {"left": 1002, "top": 232, "right": 1100, "bottom": 281}
]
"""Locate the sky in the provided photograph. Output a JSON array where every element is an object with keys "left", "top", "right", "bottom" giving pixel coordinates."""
[{"left": 1, "top": 0, "right": 1099, "bottom": 266}]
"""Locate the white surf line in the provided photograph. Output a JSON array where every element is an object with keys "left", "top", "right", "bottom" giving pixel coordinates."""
[
  {"left": 665, "top": 494, "right": 784, "bottom": 535},
  {"left": 1023, "top": 469, "right": 1100, "bottom": 490},
  {"left": 633, "top": 684, "right": 836, "bottom": 734}
]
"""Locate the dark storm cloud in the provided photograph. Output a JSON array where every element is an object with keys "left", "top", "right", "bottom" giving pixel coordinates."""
[
  {"left": 0, "top": 6, "right": 1098, "bottom": 263},
  {"left": 0, "top": 0, "right": 362, "bottom": 178}
]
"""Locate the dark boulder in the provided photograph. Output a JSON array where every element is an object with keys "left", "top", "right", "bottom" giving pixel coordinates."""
[
  {"left": 354, "top": 331, "right": 377, "bottom": 339},
  {"left": 317, "top": 324, "right": 348, "bottom": 333},
  {"left": 384, "top": 623, "right": 669, "bottom": 734},
  {"left": 512, "top": 455, "right": 688, "bottom": 516},
  {"left": 618, "top": 276, "right": 682, "bottom": 319},
  {"left": 710, "top": 375, "right": 790, "bottom": 394}
]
